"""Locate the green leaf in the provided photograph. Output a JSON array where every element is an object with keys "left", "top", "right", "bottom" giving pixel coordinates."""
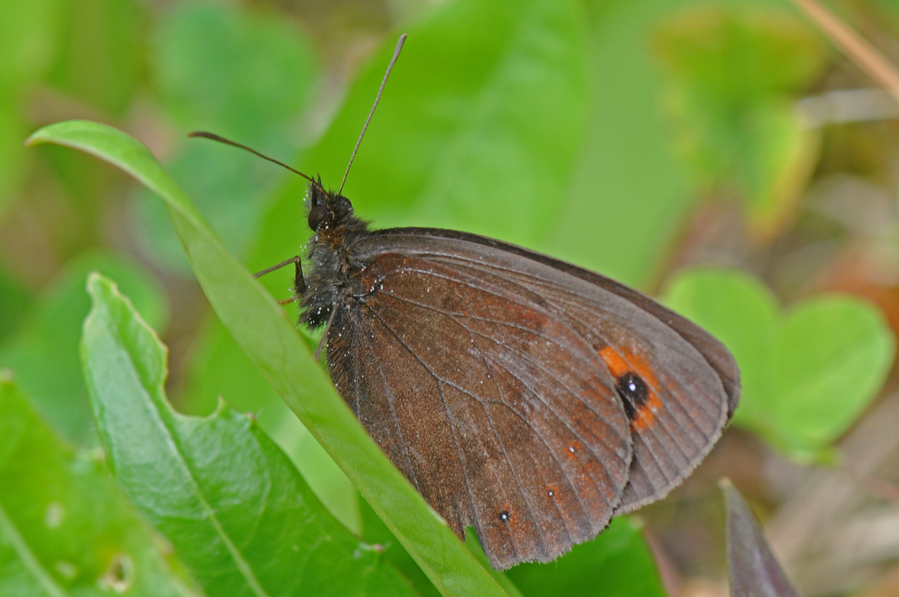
[
  {"left": 506, "top": 518, "right": 665, "bottom": 597},
  {"left": 138, "top": 1, "right": 320, "bottom": 273},
  {"left": 44, "top": 0, "right": 145, "bottom": 117},
  {"left": 81, "top": 273, "right": 415, "bottom": 596},
  {"left": 180, "top": 320, "right": 361, "bottom": 533},
  {"left": 771, "top": 297, "right": 895, "bottom": 452},
  {"left": 0, "top": 374, "right": 201, "bottom": 596},
  {"left": 27, "top": 119, "right": 506, "bottom": 595},
  {"left": 0, "top": 251, "right": 167, "bottom": 445},
  {"left": 152, "top": 1, "right": 319, "bottom": 143},
  {"left": 296, "top": 0, "right": 590, "bottom": 247},
  {"left": 664, "top": 268, "right": 896, "bottom": 456},
  {"left": 653, "top": 6, "right": 828, "bottom": 239}
]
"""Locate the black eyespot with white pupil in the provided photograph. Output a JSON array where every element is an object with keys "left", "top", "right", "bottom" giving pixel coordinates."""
[{"left": 615, "top": 372, "right": 649, "bottom": 421}]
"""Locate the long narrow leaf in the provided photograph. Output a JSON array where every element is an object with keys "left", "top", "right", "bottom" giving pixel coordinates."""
[{"left": 27, "top": 119, "right": 506, "bottom": 596}]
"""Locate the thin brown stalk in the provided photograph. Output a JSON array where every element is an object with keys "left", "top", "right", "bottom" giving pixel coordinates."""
[{"left": 791, "top": 0, "right": 899, "bottom": 104}]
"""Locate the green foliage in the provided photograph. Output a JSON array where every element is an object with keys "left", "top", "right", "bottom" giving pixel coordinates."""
[
  {"left": 0, "top": 375, "right": 201, "bottom": 596},
  {"left": 664, "top": 268, "right": 895, "bottom": 458},
  {"left": 0, "top": 252, "right": 167, "bottom": 444},
  {"left": 81, "top": 273, "right": 415, "bottom": 596},
  {"left": 27, "top": 119, "right": 509, "bottom": 595},
  {"left": 5, "top": 0, "right": 899, "bottom": 594},
  {"left": 504, "top": 518, "right": 666, "bottom": 597},
  {"left": 137, "top": 1, "right": 321, "bottom": 273},
  {"left": 654, "top": 6, "right": 829, "bottom": 238}
]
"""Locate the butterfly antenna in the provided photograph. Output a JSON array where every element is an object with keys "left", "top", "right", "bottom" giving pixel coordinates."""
[
  {"left": 188, "top": 131, "right": 324, "bottom": 192},
  {"left": 337, "top": 33, "right": 407, "bottom": 196}
]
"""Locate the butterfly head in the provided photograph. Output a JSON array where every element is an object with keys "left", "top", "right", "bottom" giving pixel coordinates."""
[{"left": 307, "top": 182, "right": 355, "bottom": 231}]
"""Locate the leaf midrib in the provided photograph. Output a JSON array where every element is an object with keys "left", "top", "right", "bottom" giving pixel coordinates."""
[{"left": 0, "top": 502, "right": 67, "bottom": 597}]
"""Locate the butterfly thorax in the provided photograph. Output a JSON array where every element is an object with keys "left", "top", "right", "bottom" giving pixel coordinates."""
[{"left": 298, "top": 184, "right": 371, "bottom": 329}]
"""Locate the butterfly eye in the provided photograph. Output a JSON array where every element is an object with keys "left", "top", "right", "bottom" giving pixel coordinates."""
[{"left": 308, "top": 203, "right": 330, "bottom": 230}]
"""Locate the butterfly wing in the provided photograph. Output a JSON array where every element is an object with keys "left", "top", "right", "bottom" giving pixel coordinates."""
[
  {"left": 416, "top": 230, "right": 741, "bottom": 514},
  {"left": 326, "top": 228, "right": 738, "bottom": 569}
]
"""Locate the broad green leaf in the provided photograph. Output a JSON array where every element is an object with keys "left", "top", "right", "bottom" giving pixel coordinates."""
[
  {"left": 0, "top": 251, "right": 167, "bottom": 445},
  {"left": 506, "top": 518, "right": 665, "bottom": 597},
  {"left": 771, "top": 297, "right": 895, "bottom": 452},
  {"left": 81, "top": 273, "right": 414, "bottom": 596},
  {"left": 723, "top": 479, "right": 799, "bottom": 596},
  {"left": 27, "top": 120, "right": 506, "bottom": 595},
  {"left": 0, "top": 375, "right": 200, "bottom": 596},
  {"left": 664, "top": 268, "right": 895, "bottom": 456}
]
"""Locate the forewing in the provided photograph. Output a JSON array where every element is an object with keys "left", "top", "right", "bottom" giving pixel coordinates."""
[
  {"left": 326, "top": 253, "right": 632, "bottom": 570},
  {"left": 356, "top": 229, "right": 739, "bottom": 516}
]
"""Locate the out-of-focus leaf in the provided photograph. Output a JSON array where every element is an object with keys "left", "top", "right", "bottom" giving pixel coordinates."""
[
  {"left": 664, "top": 268, "right": 895, "bottom": 457},
  {"left": 0, "top": 375, "right": 201, "bottom": 596},
  {"left": 152, "top": 1, "right": 318, "bottom": 144},
  {"left": 771, "top": 296, "right": 894, "bottom": 452},
  {"left": 27, "top": 120, "right": 507, "bottom": 595},
  {"left": 0, "top": 0, "right": 60, "bottom": 88},
  {"left": 545, "top": 0, "right": 693, "bottom": 287},
  {"left": 0, "top": 0, "right": 61, "bottom": 213},
  {"left": 0, "top": 251, "right": 167, "bottom": 445},
  {"left": 261, "top": 0, "right": 590, "bottom": 259},
  {"left": 0, "top": 91, "right": 29, "bottom": 216},
  {"left": 654, "top": 6, "right": 828, "bottom": 240},
  {"left": 0, "top": 266, "right": 31, "bottom": 341},
  {"left": 723, "top": 479, "right": 799, "bottom": 597},
  {"left": 506, "top": 518, "right": 665, "bottom": 597},
  {"left": 45, "top": 0, "right": 145, "bottom": 117},
  {"left": 81, "top": 273, "right": 415, "bottom": 596},
  {"left": 133, "top": 144, "right": 268, "bottom": 274},
  {"left": 139, "top": 1, "right": 320, "bottom": 273}
]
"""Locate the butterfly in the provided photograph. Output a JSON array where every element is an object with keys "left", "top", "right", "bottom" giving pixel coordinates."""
[{"left": 191, "top": 34, "right": 740, "bottom": 570}]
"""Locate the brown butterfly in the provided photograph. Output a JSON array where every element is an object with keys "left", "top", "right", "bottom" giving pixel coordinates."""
[{"left": 191, "top": 34, "right": 739, "bottom": 570}]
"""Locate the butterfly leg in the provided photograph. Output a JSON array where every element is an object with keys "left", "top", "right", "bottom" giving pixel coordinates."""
[{"left": 254, "top": 255, "right": 306, "bottom": 304}]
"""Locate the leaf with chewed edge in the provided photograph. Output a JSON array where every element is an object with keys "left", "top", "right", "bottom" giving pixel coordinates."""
[{"left": 81, "top": 272, "right": 416, "bottom": 596}]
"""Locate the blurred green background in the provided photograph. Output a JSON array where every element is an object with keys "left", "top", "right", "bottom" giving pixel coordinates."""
[{"left": 3, "top": 0, "right": 899, "bottom": 595}]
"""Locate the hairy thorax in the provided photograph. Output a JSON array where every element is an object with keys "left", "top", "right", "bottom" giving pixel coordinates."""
[{"left": 298, "top": 196, "right": 371, "bottom": 329}]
